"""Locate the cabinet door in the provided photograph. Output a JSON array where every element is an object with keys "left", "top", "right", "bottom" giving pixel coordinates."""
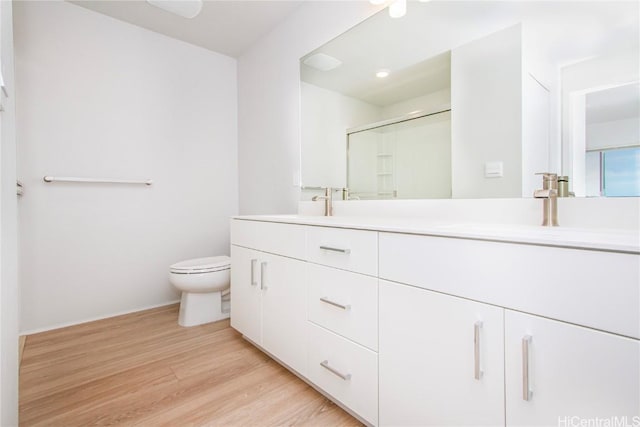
[
  {"left": 261, "top": 252, "right": 308, "bottom": 376},
  {"left": 505, "top": 310, "right": 640, "bottom": 425},
  {"left": 230, "top": 245, "right": 262, "bottom": 345},
  {"left": 379, "top": 280, "right": 505, "bottom": 426}
]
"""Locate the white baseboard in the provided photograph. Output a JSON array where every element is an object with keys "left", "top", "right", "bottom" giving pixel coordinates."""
[{"left": 19, "top": 299, "right": 181, "bottom": 336}]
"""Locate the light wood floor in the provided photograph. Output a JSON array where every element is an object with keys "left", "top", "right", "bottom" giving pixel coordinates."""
[{"left": 19, "top": 304, "right": 361, "bottom": 426}]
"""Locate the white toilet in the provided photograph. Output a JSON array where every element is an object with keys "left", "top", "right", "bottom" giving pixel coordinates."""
[{"left": 169, "top": 256, "right": 231, "bottom": 327}]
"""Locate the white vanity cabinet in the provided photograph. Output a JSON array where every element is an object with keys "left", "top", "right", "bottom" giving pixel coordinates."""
[
  {"left": 307, "top": 322, "right": 378, "bottom": 425},
  {"left": 307, "top": 262, "right": 378, "bottom": 351},
  {"left": 230, "top": 217, "right": 639, "bottom": 427},
  {"left": 379, "top": 232, "right": 640, "bottom": 339},
  {"left": 229, "top": 245, "right": 262, "bottom": 345},
  {"left": 230, "top": 221, "right": 308, "bottom": 376},
  {"left": 505, "top": 310, "right": 640, "bottom": 426},
  {"left": 379, "top": 280, "right": 505, "bottom": 426},
  {"left": 305, "top": 226, "right": 380, "bottom": 425},
  {"left": 306, "top": 226, "right": 378, "bottom": 276},
  {"left": 379, "top": 231, "right": 640, "bottom": 426}
]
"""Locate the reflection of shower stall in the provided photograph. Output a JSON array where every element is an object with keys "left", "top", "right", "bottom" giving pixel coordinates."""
[
  {"left": 376, "top": 138, "right": 396, "bottom": 199},
  {"left": 347, "top": 107, "right": 452, "bottom": 200}
]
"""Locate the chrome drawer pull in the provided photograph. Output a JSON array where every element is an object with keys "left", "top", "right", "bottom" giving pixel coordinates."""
[
  {"left": 522, "top": 335, "right": 533, "bottom": 401},
  {"left": 474, "top": 321, "right": 483, "bottom": 380},
  {"left": 320, "top": 297, "right": 351, "bottom": 311},
  {"left": 250, "top": 259, "right": 258, "bottom": 286},
  {"left": 260, "top": 262, "right": 268, "bottom": 290},
  {"left": 319, "top": 246, "right": 351, "bottom": 254},
  {"left": 320, "top": 360, "right": 351, "bottom": 381}
]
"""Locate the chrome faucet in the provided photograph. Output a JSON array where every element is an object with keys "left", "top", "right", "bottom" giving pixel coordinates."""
[
  {"left": 533, "top": 173, "right": 559, "bottom": 226},
  {"left": 341, "top": 187, "right": 349, "bottom": 201},
  {"left": 312, "top": 187, "right": 333, "bottom": 216}
]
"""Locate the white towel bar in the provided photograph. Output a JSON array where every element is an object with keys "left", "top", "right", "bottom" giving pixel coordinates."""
[{"left": 43, "top": 176, "right": 152, "bottom": 186}]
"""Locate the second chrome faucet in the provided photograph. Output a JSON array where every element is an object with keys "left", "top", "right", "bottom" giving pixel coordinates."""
[
  {"left": 312, "top": 187, "right": 333, "bottom": 216},
  {"left": 533, "top": 173, "right": 559, "bottom": 226}
]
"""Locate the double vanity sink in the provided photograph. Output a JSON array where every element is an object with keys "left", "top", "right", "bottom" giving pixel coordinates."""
[
  {"left": 230, "top": 214, "right": 639, "bottom": 426},
  {"left": 241, "top": 214, "right": 640, "bottom": 253}
]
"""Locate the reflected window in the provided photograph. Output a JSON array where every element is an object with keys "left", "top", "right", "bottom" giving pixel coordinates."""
[{"left": 585, "top": 147, "right": 640, "bottom": 197}]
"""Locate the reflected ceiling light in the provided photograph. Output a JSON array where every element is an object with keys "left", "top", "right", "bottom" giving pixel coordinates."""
[
  {"left": 389, "top": 0, "right": 406, "bottom": 18},
  {"left": 376, "top": 69, "right": 390, "bottom": 78},
  {"left": 303, "top": 53, "right": 342, "bottom": 71},
  {"left": 146, "top": 0, "right": 203, "bottom": 19}
]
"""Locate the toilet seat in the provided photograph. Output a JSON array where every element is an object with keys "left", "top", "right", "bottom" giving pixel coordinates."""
[{"left": 170, "top": 256, "right": 230, "bottom": 274}]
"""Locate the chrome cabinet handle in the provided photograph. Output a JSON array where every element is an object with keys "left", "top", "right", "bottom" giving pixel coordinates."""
[
  {"left": 474, "top": 321, "right": 483, "bottom": 380},
  {"left": 320, "top": 360, "right": 351, "bottom": 381},
  {"left": 319, "top": 246, "right": 351, "bottom": 254},
  {"left": 250, "top": 259, "right": 258, "bottom": 286},
  {"left": 260, "top": 262, "right": 267, "bottom": 290},
  {"left": 320, "top": 297, "right": 351, "bottom": 311},
  {"left": 522, "top": 335, "right": 533, "bottom": 401}
]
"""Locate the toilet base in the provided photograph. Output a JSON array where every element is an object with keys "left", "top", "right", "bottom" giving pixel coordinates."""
[{"left": 178, "top": 290, "right": 230, "bottom": 327}]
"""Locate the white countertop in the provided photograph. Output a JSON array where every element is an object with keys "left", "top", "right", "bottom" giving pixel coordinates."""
[{"left": 233, "top": 215, "right": 640, "bottom": 254}]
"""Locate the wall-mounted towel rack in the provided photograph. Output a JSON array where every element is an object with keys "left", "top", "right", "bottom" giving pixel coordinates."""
[
  {"left": 43, "top": 176, "right": 153, "bottom": 186},
  {"left": 301, "top": 186, "right": 342, "bottom": 192}
]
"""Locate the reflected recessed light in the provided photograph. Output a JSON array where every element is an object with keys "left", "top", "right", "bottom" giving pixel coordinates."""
[
  {"left": 389, "top": 0, "right": 406, "bottom": 18},
  {"left": 147, "top": 0, "right": 203, "bottom": 18},
  {"left": 303, "top": 53, "right": 342, "bottom": 71},
  {"left": 376, "top": 69, "right": 390, "bottom": 78}
]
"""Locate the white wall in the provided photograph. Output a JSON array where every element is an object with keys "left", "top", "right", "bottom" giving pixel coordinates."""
[
  {"left": 301, "top": 82, "right": 450, "bottom": 195},
  {"left": 347, "top": 130, "right": 380, "bottom": 197},
  {"left": 0, "top": 0, "right": 19, "bottom": 423},
  {"left": 299, "top": 197, "right": 640, "bottom": 231},
  {"left": 521, "top": 73, "right": 550, "bottom": 197},
  {"left": 561, "top": 50, "right": 639, "bottom": 194},
  {"left": 393, "top": 111, "right": 451, "bottom": 199},
  {"left": 587, "top": 118, "right": 640, "bottom": 151},
  {"left": 301, "top": 82, "right": 381, "bottom": 189},
  {"left": 451, "top": 24, "right": 523, "bottom": 199},
  {"left": 381, "top": 88, "right": 451, "bottom": 119},
  {"left": 522, "top": 26, "right": 560, "bottom": 177},
  {"left": 15, "top": 1, "right": 238, "bottom": 333},
  {"left": 237, "top": 2, "right": 381, "bottom": 215}
]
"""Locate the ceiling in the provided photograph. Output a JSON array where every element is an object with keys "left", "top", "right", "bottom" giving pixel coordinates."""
[
  {"left": 587, "top": 83, "right": 640, "bottom": 125},
  {"left": 69, "top": 0, "right": 304, "bottom": 58},
  {"left": 301, "top": 1, "right": 639, "bottom": 107}
]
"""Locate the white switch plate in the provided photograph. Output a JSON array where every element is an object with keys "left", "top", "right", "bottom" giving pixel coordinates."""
[{"left": 485, "top": 161, "right": 503, "bottom": 178}]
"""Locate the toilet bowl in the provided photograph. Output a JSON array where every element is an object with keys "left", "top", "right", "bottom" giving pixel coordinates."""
[{"left": 169, "top": 256, "right": 230, "bottom": 327}]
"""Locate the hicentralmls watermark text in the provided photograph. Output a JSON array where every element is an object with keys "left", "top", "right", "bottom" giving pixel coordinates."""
[{"left": 558, "top": 416, "right": 640, "bottom": 427}]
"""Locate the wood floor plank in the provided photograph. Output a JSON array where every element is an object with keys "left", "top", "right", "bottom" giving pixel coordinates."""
[
  {"left": 19, "top": 335, "right": 27, "bottom": 366},
  {"left": 20, "top": 362, "right": 178, "bottom": 425},
  {"left": 21, "top": 324, "right": 236, "bottom": 400},
  {"left": 19, "top": 304, "right": 361, "bottom": 426}
]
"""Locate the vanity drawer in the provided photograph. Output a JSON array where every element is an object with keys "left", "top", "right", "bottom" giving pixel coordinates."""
[
  {"left": 307, "top": 264, "right": 378, "bottom": 351},
  {"left": 307, "top": 322, "right": 378, "bottom": 425},
  {"left": 306, "top": 226, "right": 377, "bottom": 276},
  {"left": 379, "top": 232, "right": 640, "bottom": 339},
  {"left": 231, "top": 219, "right": 306, "bottom": 260}
]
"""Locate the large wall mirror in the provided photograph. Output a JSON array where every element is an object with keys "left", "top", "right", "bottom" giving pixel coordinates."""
[{"left": 300, "top": 1, "right": 639, "bottom": 200}]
